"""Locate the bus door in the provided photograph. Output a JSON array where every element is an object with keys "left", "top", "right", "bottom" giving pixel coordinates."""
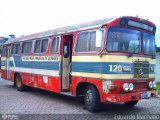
[
  {"left": 6, "top": 46, "right": 11, "bottom": 80},
  {"left": 61, "top": 35, "right": 73, "bottom": 91}
]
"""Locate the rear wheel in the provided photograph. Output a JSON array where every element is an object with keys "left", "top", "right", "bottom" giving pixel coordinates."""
[
  {"left": 124, "top": 100, "right": 138, "bottom": 107},
  {"left": 84, "top": 85, "right": 100, "bottom": 113},
  {"left": 15, "top": 74, "right": 25, "bottom": 91}
]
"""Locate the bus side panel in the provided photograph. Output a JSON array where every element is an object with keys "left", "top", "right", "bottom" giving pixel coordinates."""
[
  {"left": 48, "top": 76, "right": 60, "bottom": 93},
  {"left": 1, "top": 70, "right": 7, "bottom": 79},
  {"left": 17, "top": 72, "right": 61, "bottom": 93},
  {"left": 1, "top": 57, "right": 7, "bottom": 79},
  {"left": 31, "top": 74, "right": 60, "bottom": 93},
  {"left": 9, "top": 71, "right": 15, "bottom": 81},
  {"left": 20, "top": 72, "right": 32, "bottom": 85}
]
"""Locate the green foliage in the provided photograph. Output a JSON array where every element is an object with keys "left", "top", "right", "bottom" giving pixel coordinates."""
[{"left": 156, "top": 83, "right": 160, "bottom": 95}]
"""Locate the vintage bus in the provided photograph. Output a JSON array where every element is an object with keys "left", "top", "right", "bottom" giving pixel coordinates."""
[{"left": 1, "top": 16, "right": 158, "bottom": 112}]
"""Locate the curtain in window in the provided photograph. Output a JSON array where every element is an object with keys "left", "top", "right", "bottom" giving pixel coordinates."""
[
  {"left": 76, "top": 31, "right": 101, "bottom": 52},
  {"left": 51, "top": 37, "right": 59, "bottom": 52}
]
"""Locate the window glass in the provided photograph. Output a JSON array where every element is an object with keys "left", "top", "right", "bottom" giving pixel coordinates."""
[
  {"left": 22, "top": 41, "right": 32, "bottom": 54},
  {"left": 143, "top": 33, "right": 155, "bottom": 55},
  {"left": 41, "top": 39, "right": 48, "bottom": 52},
  {"left": 12, "top": 43, "right": 20, "bottom": 54},
  {"left": 51, "top": 37, "right": 59, "bottom": 52},
  {"left": 75, "top": 31, "right": 103, "bottom": 52},
  {"left": 34, "top": 40, "right": 41, "bottom": 53},
  {"left": 107, "top": 27, "right": 141, "bottom": 53},
  {"left": 2, "top": 45, "right": 7, "bottom": 57},
  {"left": 63, "top": 44, "right": 69, "bottom": 58},
  {"left": 34, "top": 39, "right": 48, "bottom": 53}
]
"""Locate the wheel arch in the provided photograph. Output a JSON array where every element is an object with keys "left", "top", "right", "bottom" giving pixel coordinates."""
[
  {"left": 14, "top": 72, "right": 21, "bottom": 84},
  {"left": 76, "top": 82, "right": 100, "bottom": 97}
]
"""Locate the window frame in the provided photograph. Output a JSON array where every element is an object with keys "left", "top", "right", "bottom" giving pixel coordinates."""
[
  {"left": 1, "top": 45, "right": 7, "bottom": 57},
  {"left": 50, "top": 36, "right": 60, "bottom": 53},
  {"left": 143, "top": 32, "right": 156, "bottom": 56},
  {"left": 34, "top": 38, "right": 49, "bottom": 54},
  {"left": 11, "top": 42, "right": 20, "bottom": 55},
  {"left": 21, "top": 41, "right": 33, "bottom": 54},
  {"left": 34, "top": 39, "right": 41, "bottom": 53},
  {"left": 74, "top": 29, "right": 104, "bottom": 54}
]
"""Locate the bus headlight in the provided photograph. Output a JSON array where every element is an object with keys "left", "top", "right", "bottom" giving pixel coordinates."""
[
  {"left": 152, "top": 81, "right": 156, "bottom": 88},
  {"left": 149, "top": 81, "right": 153, "bottom": 89},
  {"left": 122, "top": 83, "right": 129, "bottom": 91},
  {"left": 128, "top": 83, "right": 134, "bottom": 91}
]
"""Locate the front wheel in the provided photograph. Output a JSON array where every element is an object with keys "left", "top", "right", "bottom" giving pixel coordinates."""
[
  {"left": 84, "top": 85, "right": 100, "bottom": 113},
  {"left": 15, "top": 74, "right": 25, "bottom": 91},
  {"left": 124, "top": 100, "right": 138, "bottom": 107}
]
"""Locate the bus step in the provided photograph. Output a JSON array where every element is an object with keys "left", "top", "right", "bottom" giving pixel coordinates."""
[{"left": 60, "top": 91, "right": 72, "bottom": 96}]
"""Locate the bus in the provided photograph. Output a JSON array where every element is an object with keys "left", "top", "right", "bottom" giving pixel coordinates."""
[{"left": 1, "top": 16, "right": 158, "bottom": 112}]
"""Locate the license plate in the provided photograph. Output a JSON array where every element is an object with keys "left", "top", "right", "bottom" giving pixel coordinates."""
[{"left": 141, "top": 92, "right": 150, "bottom": 99}]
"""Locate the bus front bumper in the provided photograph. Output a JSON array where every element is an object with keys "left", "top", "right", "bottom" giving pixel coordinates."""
[{"left": 103, "top": 90, "right": 158, "bottom": 103}]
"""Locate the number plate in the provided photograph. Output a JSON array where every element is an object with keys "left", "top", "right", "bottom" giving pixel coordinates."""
[{"left": 141, "top": 92, "right": 150, "bottom": 99}]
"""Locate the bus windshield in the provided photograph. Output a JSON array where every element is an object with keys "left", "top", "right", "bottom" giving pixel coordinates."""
[
  {"left": 107, "top": 27, "right": 141, "bottom": 53},
  {"left": 143, "top": 33, "right": 155, "bottom": 55}
]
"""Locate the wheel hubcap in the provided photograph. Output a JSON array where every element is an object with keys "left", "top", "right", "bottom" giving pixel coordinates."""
[{"left": 86, "top": 90, "right": 92, "bottom": 105}]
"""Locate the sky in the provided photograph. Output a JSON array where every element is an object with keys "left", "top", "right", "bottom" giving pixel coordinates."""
[{"left": 0, "top": 0, "right": 160, "bottom": 46}]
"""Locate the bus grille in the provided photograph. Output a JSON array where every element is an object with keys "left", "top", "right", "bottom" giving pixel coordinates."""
[
  {"left": 134, "top": 62, "right": 149, "bottom": 78},
  {"left": 133, "top": 82, "right": 149, "bottom": 91}
]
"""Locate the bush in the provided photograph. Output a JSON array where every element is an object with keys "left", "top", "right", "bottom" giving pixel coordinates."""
[{"left": 156, "top": 83, "right": 160, "bottom": 95}]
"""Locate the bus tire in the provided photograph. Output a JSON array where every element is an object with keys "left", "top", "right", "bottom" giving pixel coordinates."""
[
  {"left": 84, "top": 85, "right": 100, "bottom": 113},
  {"left": 124, "top": 100, "right": 138, "bottom": 107},
  {"left": 15, "top": 74, "right": 25, "bottom": 91}
]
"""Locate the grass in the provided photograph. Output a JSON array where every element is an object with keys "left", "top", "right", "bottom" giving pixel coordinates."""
[{"left": 156, "top": 83, "right": 160, "bottom": 95}]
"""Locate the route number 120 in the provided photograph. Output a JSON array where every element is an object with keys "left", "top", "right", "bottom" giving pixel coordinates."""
[{"left": 109, "top": 65, "right": 122, "bottom": 72}]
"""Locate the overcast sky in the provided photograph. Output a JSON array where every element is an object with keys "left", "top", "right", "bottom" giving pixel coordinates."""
[{"left": 0, "top": 0, "right": 160, "bottom": 45}]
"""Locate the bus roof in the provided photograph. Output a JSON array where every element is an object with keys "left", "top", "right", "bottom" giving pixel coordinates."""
[
  {"left": 4, "top": 16, "right": 156, "bottom": 45},
  {"left": 5, "top": 16, "right": 118, "bottom": 44}
]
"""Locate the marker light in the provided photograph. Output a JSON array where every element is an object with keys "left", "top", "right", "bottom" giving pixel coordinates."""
[
  {"left": 120, "top": 18, "right": 127, "bottom": 26},
  {"left": 107, "top": 84, "right": 117, "bottom": 90}
]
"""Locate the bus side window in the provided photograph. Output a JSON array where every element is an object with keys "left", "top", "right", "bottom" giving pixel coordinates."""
[
  {"left": 22, "top": 41, "right": 32, "bottom": 54},
  {"left": 34, "top": 39, "right": 48, "bottom": 53},
  {"left": 34, "top": 40, "right": 41, "bottom": 53},
  {"left": 63, "top": 43, "right": 69, "bottom": 58},
  {"left": 75, "top": 30, "right": 103, "bottom": 52},
  {"left": 51, "top": 37, "right": 59, "bottom": 52},
  {"left": 41, "top": 39, "right": 48, "bottom": 52},
  {"left": 2, "top": 46, "right": 7, "bottom": 57},
  {"left": 11, "top": 43, "right": 20, "bottom": 55}
]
